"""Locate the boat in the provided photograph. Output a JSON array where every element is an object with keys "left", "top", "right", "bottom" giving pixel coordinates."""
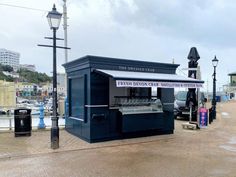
[{"left": 0, "top": 109, "right": 6, "bottom": 115}]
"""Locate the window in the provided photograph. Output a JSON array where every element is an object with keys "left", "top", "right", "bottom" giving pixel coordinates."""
[
  {"left": 128, "top": 87, "right": 151, "bottom": 98},
  {"left": 69, "top": 75, "right": 86, "bottom": 121}
]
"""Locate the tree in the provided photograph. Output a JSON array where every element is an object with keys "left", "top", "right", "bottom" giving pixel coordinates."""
[
  {"left": 3, "top": 65, "right": 14, "bottom": 72},
  {"left": 0, "top": 64, "right": 14, "bottom": 72}
]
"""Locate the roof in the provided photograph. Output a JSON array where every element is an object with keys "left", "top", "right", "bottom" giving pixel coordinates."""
[
  {"left": 228, "top": 72, "right": 236, "bottom": 76},
  {"left": 95, "top": 69, "right": 204, "bottom": 88}
]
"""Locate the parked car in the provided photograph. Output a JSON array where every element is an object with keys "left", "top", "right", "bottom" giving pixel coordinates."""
[{"left": 174, "top": 91, "right": 206, "bottom": 119}]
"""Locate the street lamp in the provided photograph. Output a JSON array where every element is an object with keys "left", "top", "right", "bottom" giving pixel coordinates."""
[
  {"left": 47, "top": 4, "right": 62, "bottom": 149},
  {"left": 212, "top": 55, "right": 219, "bottom": 120}
]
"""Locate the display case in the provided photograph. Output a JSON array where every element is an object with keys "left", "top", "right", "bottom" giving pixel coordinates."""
[{"left": 114, "top": 97, "right": 163, "bottom": 115}]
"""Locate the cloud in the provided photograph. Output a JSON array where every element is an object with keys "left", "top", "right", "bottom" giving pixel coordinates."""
[
  {"left": 63, "top": 0, "right": 233, "bottom": 89},
  {"left": 0, "top": 0, "right": 234, "bottom": 90},
  {"left": 109, "top": 0, "right": 236, "bottom": 49}
]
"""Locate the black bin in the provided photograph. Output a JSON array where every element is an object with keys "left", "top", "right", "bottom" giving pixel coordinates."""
[{"left": 14, "top": 108, "right": 32, "bottom": 137}]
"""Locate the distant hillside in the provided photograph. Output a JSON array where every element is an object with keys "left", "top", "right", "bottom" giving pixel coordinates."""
[
  {"left": 17, "top": 69, "right": 52, "bottom": 84},
  {"left": 0, "top": 71, "right": 14, "bottom": 81},
  {"left": 0, "top": 64, "right": 14, "bottom": 81},
  {"left": 0, "top": 64, "right": 52, "bottom": 83}
]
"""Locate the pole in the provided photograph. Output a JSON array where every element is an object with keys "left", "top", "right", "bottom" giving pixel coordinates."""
[
  {"left": 189, "top": 104, "right": 192, "bottom": 122},
  {"left": 197, "top": 66, "right": 201, "bottom": 127},
  {"left": 212, "top": 66, "right": 216, "bottom": 119},
  {"left": 63, "top": 0, "right": 68, "bottom": 98},
  {"left": 51, "top": 28, "right": 59, "bottom": 149},
  {"left": 63, "top": 0, "right": 68, "bottom": 63}
]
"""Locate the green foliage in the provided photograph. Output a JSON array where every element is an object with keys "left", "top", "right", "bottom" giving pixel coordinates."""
[
  {"left": 0, "top": 64, "right": 51, "bottom": 83},
  {"left": 3, "top": 65, "right": 13, "bottom": 72},
  {"left": 0, "top": 64, "right": 13, "bottom": 72},
  {"left": 17, "top": 68, "right": 52, "bottom": 84},
  {"left": 0, "top": 71, "right": 14, "bottom": 82},
  {"left": 0, "top": 64, "right": 14, "bottom": 81}
]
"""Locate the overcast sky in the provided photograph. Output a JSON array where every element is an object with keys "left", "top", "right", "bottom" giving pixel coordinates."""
[{"left": 0, "top": 0, "right": 235, "bottom": 92}]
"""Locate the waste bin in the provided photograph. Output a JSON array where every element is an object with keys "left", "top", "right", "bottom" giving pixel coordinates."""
[{"left": 14, "top": 108, "right": 32, "bottom": 137}]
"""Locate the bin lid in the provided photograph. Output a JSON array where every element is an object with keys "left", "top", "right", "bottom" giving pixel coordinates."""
[
  {"left": 14, "top": 108, "right": 31, "bottom": 114},
  {"left": 14, "top": 108, "right": 31, "bottom": 111}
]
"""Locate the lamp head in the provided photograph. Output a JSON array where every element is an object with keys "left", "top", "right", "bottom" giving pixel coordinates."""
[
  {"left": 212, "top": 55, "right": 219, "bottom": 67},
  {"left": 47, "top": 4, "right": 62, "bottom": 30}
]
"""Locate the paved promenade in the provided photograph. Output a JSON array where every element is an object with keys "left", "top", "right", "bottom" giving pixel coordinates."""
[{"left": 0, "top": 101, "right": 236, "bottom": 177}]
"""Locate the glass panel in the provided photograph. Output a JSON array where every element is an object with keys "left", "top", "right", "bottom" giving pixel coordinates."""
[
  {"left": 51, "top": 18, "right": 61, "bottom": 29},
  {"left": 69, "top": 76, "right": 85, "bottom": 119},
  {"left": 115, "top": 97, "right": 163, "bottom": 115},
  {"left": 175, "top": 91, "right": 187, "bottom": 101}
]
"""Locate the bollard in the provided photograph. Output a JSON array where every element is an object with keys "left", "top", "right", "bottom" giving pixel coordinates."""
[
  {"left": 38, "top": 102, "right": 46, "bottom": 129},
  {"left": 9, "top": 117, "right": 12, "bottom": 131},
  {"left": 6, "top": 112, "right": 13, "bottom": 131}
]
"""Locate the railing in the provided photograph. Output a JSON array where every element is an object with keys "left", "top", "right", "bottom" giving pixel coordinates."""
[
  {"left": 0, "top": 116, "right": 14, "bottom": 130},
  {"left": 0, "top": 116, "right": 65, "bottom": 131}
]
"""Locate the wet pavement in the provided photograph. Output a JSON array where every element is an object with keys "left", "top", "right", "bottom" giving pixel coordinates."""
[{"left": 0, "top": 101, "right": 236, "bottom": 177}]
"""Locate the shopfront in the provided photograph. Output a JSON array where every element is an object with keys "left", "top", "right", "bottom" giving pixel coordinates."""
[{"left": 63, "top": 55, "right": 203, "bottom": 142}]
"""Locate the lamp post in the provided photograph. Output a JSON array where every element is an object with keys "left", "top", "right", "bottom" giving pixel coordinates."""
[
  {"left": 47, "top": 4, "right": 62, "bottom": 149},
  {"left": 212, "top": 55, "right": 219, "bottom": 120}
]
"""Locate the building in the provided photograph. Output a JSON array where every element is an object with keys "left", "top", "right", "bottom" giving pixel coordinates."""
[
  {"left": 20, "top": 64, "right": 36, "bottom": 72},
  {"left": 2, "top": 71, "right": 19, "bottom": 78},
  {"left": 0, "top": 80, "right": 16, "bottom": 108},
  {"left": 57, "top": 73, "right": 65, "bottom": 87},
  {"left": 41, "top": 82, "right": 65, "bottom": 97},
  {"left": 63, "top": 55, "right": 204, "bottom": 143},
  {"left": 15, "top": 82, "right": 38, "bottom": 97},
  {"left": 223, "top": 72, "right": 236, "bottom": 99},
  {"left": 57, "top": 73, "right": 66, "bottom": 96},
  {"left": 228, "top": 72, "right": 236, "bottom": 86},
  {"left": 0, "top": 48, "right": 20, "bottom": 71}
]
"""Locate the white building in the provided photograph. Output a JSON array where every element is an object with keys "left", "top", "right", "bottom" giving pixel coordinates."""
[
  {"left": 41, "top": 83, "right": 65, "bottom": 97},
  {"left": 57, "top": 73, "right": 66, "bottom": 87},
  {"left": 2, "top": 71, "right": 19, "bottom": 78},
  {"left": 0, "top": 48, "right": 20, "bottom": 71},
  {"left": 20, "top": 64, "right": 36, "bottom": 72}
]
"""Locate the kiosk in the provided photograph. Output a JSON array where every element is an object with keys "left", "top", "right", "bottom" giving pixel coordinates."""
[{"left": 63, "top": 55, "right": 203, "bottom": 142}]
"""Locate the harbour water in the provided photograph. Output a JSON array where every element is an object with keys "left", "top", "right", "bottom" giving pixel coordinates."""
[{"left": 0, "top": 115, "right": 65, "bottom": 130}]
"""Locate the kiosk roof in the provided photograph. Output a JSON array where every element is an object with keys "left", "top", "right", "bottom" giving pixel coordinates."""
[{"left": 95, "top": 69, "right": 204, "bottom": 88}]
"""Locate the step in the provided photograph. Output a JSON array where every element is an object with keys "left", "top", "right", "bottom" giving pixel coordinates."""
[{"left": 182, "top": 122, "right": 197, "bottom": 130}]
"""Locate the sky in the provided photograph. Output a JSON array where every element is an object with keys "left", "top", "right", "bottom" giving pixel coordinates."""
[{"left": 0, "top": 0, "right": 235, "bottom": 92}]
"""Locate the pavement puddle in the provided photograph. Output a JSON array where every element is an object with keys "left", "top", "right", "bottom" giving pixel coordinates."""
[
  {"left": 221, "top": 112, "right": 230, "bottom": 118},
  {"left": 228, "top": 137, "right": 236, "bottom": 144},
  {"left": 220, "top": 137, "right": 236, "bottom": 152},
  {"left": 219, "top": 145, "right": 236, "bottom": 152}
]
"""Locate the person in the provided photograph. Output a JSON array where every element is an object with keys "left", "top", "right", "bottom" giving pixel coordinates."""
[{"left": 186, "top": 89, "right": 197, "bottom": 122}]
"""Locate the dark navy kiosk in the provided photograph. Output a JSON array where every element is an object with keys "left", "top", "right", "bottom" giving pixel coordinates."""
[{"left": 63, "top": 55, "right": 203, "bottom": 142}]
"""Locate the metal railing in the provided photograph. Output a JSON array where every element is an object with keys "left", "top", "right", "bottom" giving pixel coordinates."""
[
  {"left": 0, "top": 116, "right": 65, "bottom": 131},
  {"left": 0, "top": 116, "right": 14, "bottom": 130}
]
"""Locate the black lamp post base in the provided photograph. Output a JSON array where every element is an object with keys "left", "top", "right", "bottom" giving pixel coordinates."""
[
  {"left": 51, "top": 126, "right": 59, "bottom": 149},
  {"left": 213, "top": 109, "right": 216, "bottom": 120}
]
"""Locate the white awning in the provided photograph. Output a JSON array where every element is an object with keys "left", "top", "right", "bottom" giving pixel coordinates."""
[{"left": 95, "top": 69, "right": 204, "bottom": 88}]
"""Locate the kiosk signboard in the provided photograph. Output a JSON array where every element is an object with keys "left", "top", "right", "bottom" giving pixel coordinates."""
[{"left": 116, "top": 80, "right": 203, "bottom": 88}]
